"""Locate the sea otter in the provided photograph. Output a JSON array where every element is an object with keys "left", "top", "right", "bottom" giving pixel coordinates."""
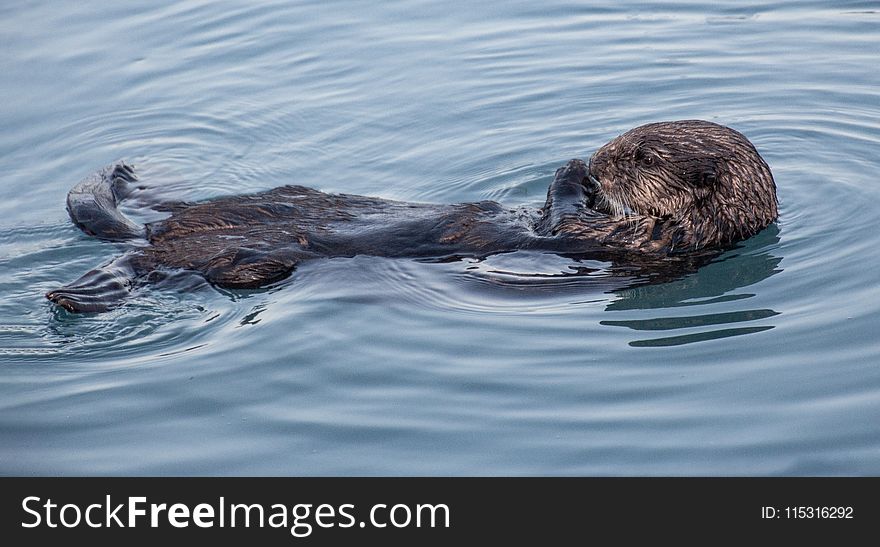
[{"left": 46, "top": 120, "right": 777, "bottom": 313}]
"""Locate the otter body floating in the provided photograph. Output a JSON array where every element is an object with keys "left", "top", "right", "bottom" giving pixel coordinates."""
[{"left": 47, "top": 120, "right": 777, "bottom": 313}]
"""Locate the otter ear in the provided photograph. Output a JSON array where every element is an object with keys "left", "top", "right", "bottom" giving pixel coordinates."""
[
  {"left": 699, "top": 170, "right": 717, "bottom": 186},
  {"left": 685, "top": 159, "right": 717, "bottom": 188},
  {"left": 694, "top": 157, "right": 718, "bottom": 186}
]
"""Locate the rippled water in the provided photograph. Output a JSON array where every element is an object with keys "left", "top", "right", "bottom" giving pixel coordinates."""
[{"left": 1, "top": 1, "right": 879, "bottom": 475}]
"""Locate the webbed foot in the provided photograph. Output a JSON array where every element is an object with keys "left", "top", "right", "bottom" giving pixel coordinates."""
[{"left": 46, "top": 256, "right": 135, "bottom": 313}]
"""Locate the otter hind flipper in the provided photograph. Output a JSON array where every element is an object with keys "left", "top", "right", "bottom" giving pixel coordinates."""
[
  {"left": 66, "top": 162, "right": 144, "bottom": 241},
  {"left": 46, "top": 255, "right": 137, "bottom": 313},
  {"left": 203, "top": 247, "right": 302, "bottom": 289}
]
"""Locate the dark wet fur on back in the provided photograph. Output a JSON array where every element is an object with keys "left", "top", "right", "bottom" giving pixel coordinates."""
[{"left": 47, "top": 120, "right": 778, "bottom": 313}]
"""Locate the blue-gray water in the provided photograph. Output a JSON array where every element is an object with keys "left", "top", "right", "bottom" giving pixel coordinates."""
[{"left": 1, "top": 1, "right": 879, "bottom": 475}]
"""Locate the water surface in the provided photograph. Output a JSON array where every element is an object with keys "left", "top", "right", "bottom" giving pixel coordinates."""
[{"left": 1, "top": 0, "right": 879, "bottom": 475}]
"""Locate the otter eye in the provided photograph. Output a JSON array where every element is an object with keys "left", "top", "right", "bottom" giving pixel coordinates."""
[{"left": 636, "top": 150, "right": 654, "bottom": 167}]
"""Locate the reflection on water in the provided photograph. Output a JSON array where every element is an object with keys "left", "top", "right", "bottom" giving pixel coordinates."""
[
  {"left": 602, "top": 226, "right": 782, "bottom": 346},
  {"left": 625, "top": 325, "right": 775, "bottom": 347},
  {"left": 602, "top": 309, "right": 780, "bottom": 330}
]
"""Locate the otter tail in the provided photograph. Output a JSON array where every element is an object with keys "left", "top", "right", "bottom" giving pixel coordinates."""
[{"left": 66, "top": 162, "right": 144, "bottom": 240}]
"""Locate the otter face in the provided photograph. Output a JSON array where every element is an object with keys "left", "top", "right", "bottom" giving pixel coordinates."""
[{"left": 588, "top": 120, "right": 778, "bottom": 250}]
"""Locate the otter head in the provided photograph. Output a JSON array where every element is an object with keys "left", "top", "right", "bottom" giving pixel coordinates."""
[{"left": 588, "top": 120, "right": 778, "bottom": 251}]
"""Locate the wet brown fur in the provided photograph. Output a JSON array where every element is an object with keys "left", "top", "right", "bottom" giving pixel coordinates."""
[
  {"left": 47, "top": 120, "right": 777, "bottom": 312},
  {"left": 587, "top": 120, "right": 777, "bottom": 252}
]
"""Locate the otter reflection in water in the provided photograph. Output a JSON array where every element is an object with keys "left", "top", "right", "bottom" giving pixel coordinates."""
[{"left": 46, "top": 120, "right": 778, "bottom": 313}]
